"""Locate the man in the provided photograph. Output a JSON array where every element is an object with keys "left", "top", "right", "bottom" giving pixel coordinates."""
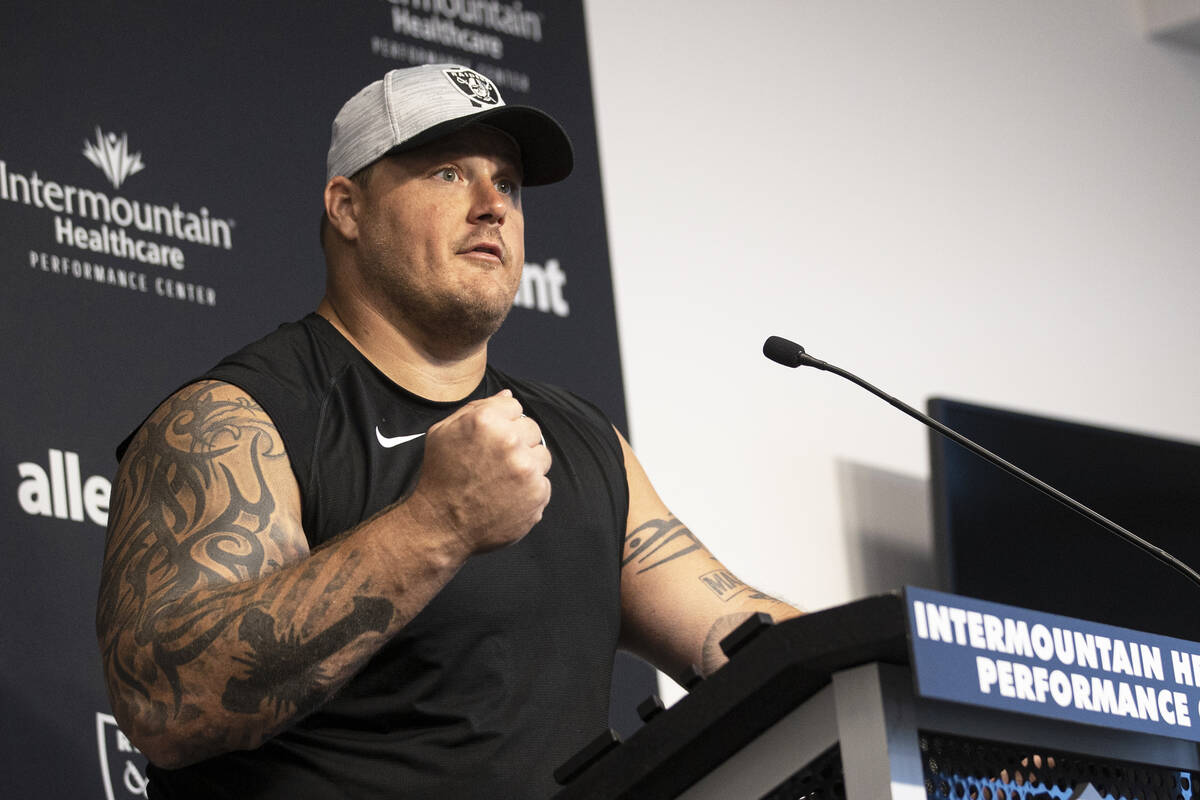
[{"left": 96, "top": 64, "right": 798, "bottom": 798}]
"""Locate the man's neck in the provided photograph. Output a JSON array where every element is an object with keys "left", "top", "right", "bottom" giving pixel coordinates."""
[{"left": 316, "top": 296, "right": 488, "bottom": 402}]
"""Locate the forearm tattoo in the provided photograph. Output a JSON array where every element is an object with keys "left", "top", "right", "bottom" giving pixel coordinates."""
[
  {"left": 97, "top": 383, "right": 393, "bottom": 753},
  {"left": 699, "top": 595, "right": 789, "bottom": 676},
  {"left": 621, "top": 516, "right": 703, "bottom": 573},
  {"left": 223, "top": 596, "right": 392, "bottom": 715},
  {"left": 698, "top": 568, "right": 750, "bottom": 602},
  {"left": 700, "top": 613, "right": 754, "bottom": 676}
]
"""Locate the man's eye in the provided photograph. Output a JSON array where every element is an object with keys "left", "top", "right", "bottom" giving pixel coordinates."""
[
  {"left": 496, "top": 180, "right": 516, "bottom": 195},
  {"left": 439, "top": 168, "right": 457, "bottom": 182}
]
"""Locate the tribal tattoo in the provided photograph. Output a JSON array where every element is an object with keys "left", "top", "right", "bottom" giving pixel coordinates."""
[
  {"left": 96, "top": 383, "right": 394, "bottom": 759},
  {"left": 98, "top": 385, "right": 284, "bottom": 708},
  {"left": 621, "top": 516, "right": 703, "bottom": 573},
  {"left": 699, "top": 594, "right": 791, "bottom": 676},
  {"left": 223, "top": 596, "right": 393, "bottom": 715}
]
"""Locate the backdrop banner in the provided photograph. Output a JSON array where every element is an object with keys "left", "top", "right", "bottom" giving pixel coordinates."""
[{"left": 1, "top": 2, "right": 649, "bottom": 796}]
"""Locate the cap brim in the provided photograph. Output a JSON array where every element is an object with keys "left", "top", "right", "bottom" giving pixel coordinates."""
[{"left": 383, "top": 105, "right": 573, "bottom": 187}]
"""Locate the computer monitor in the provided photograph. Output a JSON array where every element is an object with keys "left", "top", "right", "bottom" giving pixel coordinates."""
[{"left": 928, "top": 397, "right": 1200, "bottom": 642}]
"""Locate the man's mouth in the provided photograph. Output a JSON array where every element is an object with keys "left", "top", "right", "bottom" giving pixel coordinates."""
[{"left": 461, "top": 241, "right": 503, "bottom": 262}]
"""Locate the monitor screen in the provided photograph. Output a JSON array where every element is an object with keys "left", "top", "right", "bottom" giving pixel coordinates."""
[{"left": 928, "top": 397, "right": 1200, "bottom": 642}]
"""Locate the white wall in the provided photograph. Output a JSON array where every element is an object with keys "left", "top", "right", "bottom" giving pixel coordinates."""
[{"left": 584, "top": 0, "right": 1200, "bottom": 695}]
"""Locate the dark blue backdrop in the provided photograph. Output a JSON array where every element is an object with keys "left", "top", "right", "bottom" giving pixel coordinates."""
[{"left": 0, "top": 2, "right": 651, "bottom": 796}]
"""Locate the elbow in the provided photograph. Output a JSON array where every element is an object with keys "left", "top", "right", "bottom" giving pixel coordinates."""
[
  {"left": 104, "top": 688, "right": 183, "bottom": 768},
  {"left": 105, "top": 686, "right": 259, "bottom": 770},
  {"left": 113, "top": 715, "right": 255, "bottom": 771},
  {"left": 137, "top": 739, "right": 193, "bottom": 771},
  {"left": 105, "top": 702, "right": 183, "bottom": 769}
]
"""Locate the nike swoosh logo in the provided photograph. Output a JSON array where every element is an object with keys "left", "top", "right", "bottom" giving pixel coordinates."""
[{"left": 375, "top": 427, "right": 426, "bottom": 448}]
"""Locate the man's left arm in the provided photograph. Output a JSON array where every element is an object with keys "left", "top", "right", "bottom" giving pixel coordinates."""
[{"left": 615, "top": 430, "right": 803, "bottom": 685}]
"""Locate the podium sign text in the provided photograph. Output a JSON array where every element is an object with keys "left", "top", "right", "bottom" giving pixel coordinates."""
[{"left": 906, "top": 586, "right": 1200, "bottom": 742}]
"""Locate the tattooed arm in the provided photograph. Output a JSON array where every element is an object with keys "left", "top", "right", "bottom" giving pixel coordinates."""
[
  {"left": 615, "top": 431, "right": 802, "bottom": 684},
  {"left": 96, "top": 381, "right": 549, "bottom": 768}
]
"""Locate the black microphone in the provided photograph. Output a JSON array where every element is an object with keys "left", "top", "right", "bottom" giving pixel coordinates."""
[{"left": 763, "top": 335, "right": 1200, "bottom": 590}]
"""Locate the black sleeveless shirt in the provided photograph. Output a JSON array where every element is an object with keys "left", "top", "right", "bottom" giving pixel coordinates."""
[{"left": 146, "top": 314, "right": 628, "bottom": 799}]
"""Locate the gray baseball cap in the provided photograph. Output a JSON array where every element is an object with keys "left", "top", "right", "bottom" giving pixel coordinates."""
[{"left": 326, "top": 64, "right": 573, "bottom": 186}]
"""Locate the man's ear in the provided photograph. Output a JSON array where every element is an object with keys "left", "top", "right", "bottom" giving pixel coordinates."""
[{"left": 324, "top": 176, "right": 360, "bottom": 242}]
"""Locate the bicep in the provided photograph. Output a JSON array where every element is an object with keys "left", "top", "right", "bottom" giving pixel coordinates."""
[{"left": 97, "top": 380, "right": 307, "bottom": 660}]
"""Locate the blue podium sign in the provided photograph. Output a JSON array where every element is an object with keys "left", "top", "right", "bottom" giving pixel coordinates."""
[{"left": 905, "top": 586, "right": 1200, "bottom": 742}]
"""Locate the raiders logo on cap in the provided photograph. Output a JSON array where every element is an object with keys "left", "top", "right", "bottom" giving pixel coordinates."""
[{"left": 443, "top": 68, "right": 501, "bottom": 107}]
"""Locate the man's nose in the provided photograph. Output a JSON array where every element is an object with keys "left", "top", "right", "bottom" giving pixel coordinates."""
[{"left": 469, "top": 181, "right": 509, "bottom": 224}]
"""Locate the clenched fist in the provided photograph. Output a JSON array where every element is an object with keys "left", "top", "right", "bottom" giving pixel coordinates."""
[{"left": 407, "top": 389, "right": 551, "bottom": 556}]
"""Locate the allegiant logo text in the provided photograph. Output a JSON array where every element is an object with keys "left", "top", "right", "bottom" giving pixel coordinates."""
[{"left": 17, "top": 448, "right": 112, "bottom": 527}]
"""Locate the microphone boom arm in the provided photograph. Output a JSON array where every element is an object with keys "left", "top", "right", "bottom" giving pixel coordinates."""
[{"left": 762, "top": 335, "right": 1200, "bottom": 590}]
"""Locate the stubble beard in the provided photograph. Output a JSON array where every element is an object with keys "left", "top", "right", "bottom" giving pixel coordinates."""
[{"left": 364, "top": 250, "right": 517, "bottom": 356}]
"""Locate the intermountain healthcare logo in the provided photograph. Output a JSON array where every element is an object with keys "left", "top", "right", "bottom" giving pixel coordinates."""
[
  {"left": 83, "top": 127, "right": 145, "bottom": 190},
  {"left": 96, "top": 713, "right": 149, "bottom": 799},
  {"left": 385, "top": 0, "right": 543, "bottom": 61},
  {"left": 2, "top": 126, "right": 236, "bottom": 306},
  {"left": 371, "top": 0, "right": 544, "bottom": 93}
]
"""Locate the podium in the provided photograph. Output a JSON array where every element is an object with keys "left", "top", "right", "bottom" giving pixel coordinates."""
[{"left": 552, "top": 594, "right": 1200, "bottom": 799}]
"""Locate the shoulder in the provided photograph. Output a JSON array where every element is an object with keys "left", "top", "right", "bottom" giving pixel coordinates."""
[
  {"left": 113, "top": 381, "right": 302, "bottom": 542},
  {"left": 118, "top": 380, "right": 284, "bottom": 466}
]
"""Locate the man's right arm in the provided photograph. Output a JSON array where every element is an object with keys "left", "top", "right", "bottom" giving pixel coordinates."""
[{"left": 96, "top": 380, "right": 549, "bottom": 769}]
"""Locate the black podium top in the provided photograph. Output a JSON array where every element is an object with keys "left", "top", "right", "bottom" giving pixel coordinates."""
[{"left": 552, "top": 593, "right": 911, "bottom": 799}]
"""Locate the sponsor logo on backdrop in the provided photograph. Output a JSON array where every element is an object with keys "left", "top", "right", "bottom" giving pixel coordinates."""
[
  {"left": 16, "top": 448, "right": 111, "bottom": 527},
  {"left": 97, "top": 713, "right": 149, "bottom": 800},
  {"left": 83, "top": 127, "right": 145, "bottom": 190},
  {"left": 513, "top": 257, "right": 568, "bottom": 317},
  {"left": 2, "top": 127, "right": 237, "bottom": 307},
  {"left": 371, "top": 0, "right": 549, "bottom": 95}
]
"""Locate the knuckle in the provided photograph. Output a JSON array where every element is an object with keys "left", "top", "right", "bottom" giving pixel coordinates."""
[{"left": 512, "top": 457, "right": 538, "bottom": 483}]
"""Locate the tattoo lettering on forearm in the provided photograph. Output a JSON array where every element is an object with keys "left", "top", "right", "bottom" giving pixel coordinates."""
[
  {"left": 699, "top": 569, "right": 750, "bottom": 602},
  {"left": 622, "top": 516, "right": 703, "bottom": 573},
  {"left": 223, "top": 596, "right": 393, "bottom": 715}
]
